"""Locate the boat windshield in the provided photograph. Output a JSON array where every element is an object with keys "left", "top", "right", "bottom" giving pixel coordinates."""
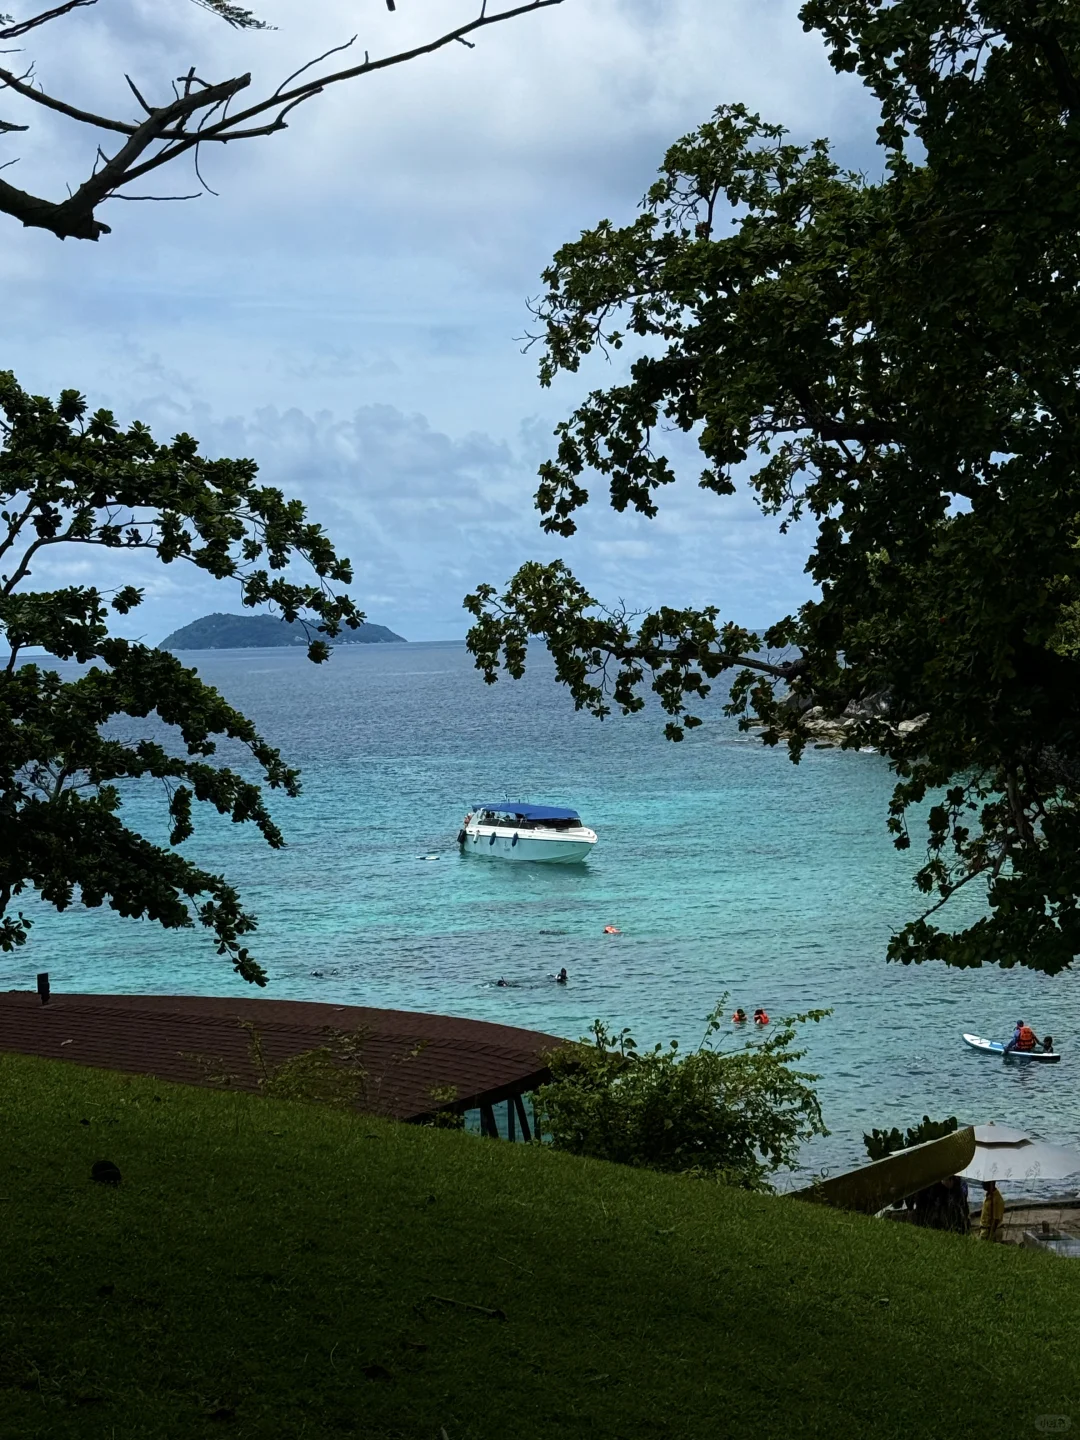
[{"left": 481, "top": 810, "right": 581, "bottom": 830}]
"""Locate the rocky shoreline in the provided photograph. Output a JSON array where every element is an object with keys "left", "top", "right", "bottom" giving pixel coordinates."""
[
  {"left": 758, "top": 689, "right": 929, "bottom": 750},
  {"left": 795, "top": 705, "right": 928, "bottom": 750}
]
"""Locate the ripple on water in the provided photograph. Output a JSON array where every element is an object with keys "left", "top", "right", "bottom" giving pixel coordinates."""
[{"left": 8, "top": 643, "right": 1079, "bottom": 1184}]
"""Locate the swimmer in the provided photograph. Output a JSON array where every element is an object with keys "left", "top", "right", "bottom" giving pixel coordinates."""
[
  {"left": 753, "top": 1008, "right": 769, "bottom": 1025},
  {"left": 555, "top": 967, "right": 568, "bottom": 985},
  {"left": 603, "top": 925, "right": 620, "bottom": 935},
  {"left": 732, "top": 1008, "right": 748, "bottom": 1024},
  {"left": 495, "top": 978, "right": 510, "bottom": 988}
]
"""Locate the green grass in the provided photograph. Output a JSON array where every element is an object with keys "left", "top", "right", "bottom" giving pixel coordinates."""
[{"left": 1, "top": 1054, "right": 1078, "bottom": 1439}]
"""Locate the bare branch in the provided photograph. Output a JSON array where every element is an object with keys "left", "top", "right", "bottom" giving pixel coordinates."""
[
  {"left": 21, "top": 70, "right": 250, "bottom": 238},
  {"left": 0, "top": 0, "right": 567, "bottom": 240},
  {"left": 0, "top": 64, "right": 148, "bottom": 137},
  {"left": 0, "top": 0, "right": 94, "bottom": 42},
  {"left": 271, "top": 33, "right": 358, "bottom": 100},
  {"left": 125, "top": 74, "right": 153, "bottom": 116},
  {"left": 192, "top": 139, "right": 217, "bottom": 196},
  {"left": 111, "top": 191, "right": 202, "bottom": 202}
]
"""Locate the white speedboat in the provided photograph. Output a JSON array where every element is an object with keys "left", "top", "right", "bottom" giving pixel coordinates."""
[{"left": 458, "top": 802, "right": 597, "bottom": 864}]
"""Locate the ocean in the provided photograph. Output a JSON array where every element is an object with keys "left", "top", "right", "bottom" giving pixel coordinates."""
[{"left": 8, "top": 640, "right": 1079, "bottom": 1184}]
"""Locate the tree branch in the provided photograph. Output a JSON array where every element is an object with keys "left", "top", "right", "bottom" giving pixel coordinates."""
[
  {"left": 0, "top": 68, "right": 249, "bottom": 236},
  {"left": 604, "top": 642, "right": 805, "bottom": 682},
  {"left": 111, "top": 190, "right": 202, "bottom": 202},
  {"left": 0, "top": 0, "right": 566, "bottom": 241},
  {"left": 1015, "top": 18, "right": 1080, "bottom": 117},
  {"left": 1, "top": 523, "right": 80, "bottom": 592},
  {"left": 0, "top": 0, "right": 94, "bottom": 42},
  {"left": 0, "top": 496, "right": 40, "bottom": 565}
]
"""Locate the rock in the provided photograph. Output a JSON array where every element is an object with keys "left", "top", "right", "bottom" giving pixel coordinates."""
[
  {"left": 843, "top": 688, "right": 894, "bottom": 719},
  {"left": 754, "top": 694, "right": 928, "bottom": 747}
]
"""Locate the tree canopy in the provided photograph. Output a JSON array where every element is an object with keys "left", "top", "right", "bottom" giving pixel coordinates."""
[
  {"left": 467, "top": 0, "right": 1080, "bottom": 976},
  {"left": 0, "top": 0, "right": 563, "bottom": 241},
  {"left": 0, "top": 372, "right": 361, "bottom": 982},
  {"left": 0, "top": 2, "right": 569, "bottom": 977}
]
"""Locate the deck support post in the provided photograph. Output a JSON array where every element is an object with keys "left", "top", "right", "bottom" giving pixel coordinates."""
[
  {"left": 507, "top": 1097, "right": 516, "bottom": 1141},
  {"left": 514, "top": 1094, "right": 532, "bottom": 1142},
  {"left": 479, "top": 1102, "right": 498, "bottom": 1138}
]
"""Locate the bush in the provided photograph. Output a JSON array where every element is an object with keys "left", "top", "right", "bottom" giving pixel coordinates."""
[
  {"left": 184, "top": 1020, "right": 369, "bottom": 1110},
  {"left": 532, "top": 1001, "right": 830, "bottom": 1190},
  {"left": 863, "top": 1115, "right": 959, "bottom": 1164}
]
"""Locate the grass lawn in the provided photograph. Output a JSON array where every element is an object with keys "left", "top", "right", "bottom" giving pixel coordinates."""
[{"left": 1, "top": 1053, "right": 1078, "bottom": 1439}]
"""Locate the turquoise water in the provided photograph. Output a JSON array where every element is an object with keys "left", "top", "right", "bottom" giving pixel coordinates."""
[{"left": 7, "top": 642, "right": 1079, "bottom": 1183}]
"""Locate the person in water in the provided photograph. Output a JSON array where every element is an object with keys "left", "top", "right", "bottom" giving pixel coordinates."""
[
  {"left": 1005, "top": 1019, "right": 1039, "bottom": 1054},
  {"left": 732, "top": 1008, "right": 748, "bottom": 1024},
  {"left": 555, "top": 968, "right": 568, "bottom": 985},
  {"left": 979, "top": 1179, "right": 1005, "bottom": 1242},
  {"left": 753, "top": 1008, "right": 769, "bottom": 1025},
  {"left": 1043, "top": 1034, "right": 1055, "bottom": 1053}
]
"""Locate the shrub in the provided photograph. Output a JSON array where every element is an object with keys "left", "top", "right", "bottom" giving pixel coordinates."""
[
  {"left": 184, "top": 1020, "right": 369, "bottom": 1110},
  {"left": 533, "top": 1001, "right": 830, "bottom": 1190},
  {"left": 863, "top": 1115, "right": 959, "bottom": 1164}
]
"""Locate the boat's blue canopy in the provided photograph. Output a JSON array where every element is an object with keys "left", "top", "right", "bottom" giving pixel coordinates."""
[{"left": 474, "top": 802, "right": 580, "bottom": 821}]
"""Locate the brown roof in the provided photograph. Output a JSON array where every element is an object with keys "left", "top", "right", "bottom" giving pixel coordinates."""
[{"left": 0, "top": 991, "right": 568, "bottom": 1122}]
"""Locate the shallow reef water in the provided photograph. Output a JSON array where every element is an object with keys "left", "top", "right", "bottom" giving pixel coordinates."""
[{"left": 9, "top": 641, "right": 1078, "bottom": 1185}]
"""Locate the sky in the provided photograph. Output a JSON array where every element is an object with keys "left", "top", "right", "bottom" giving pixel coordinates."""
[{"left": 2, "top": 0, "right": 880, "bottom": 642}]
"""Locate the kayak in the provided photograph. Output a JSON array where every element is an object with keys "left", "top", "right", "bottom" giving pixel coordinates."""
[
  {"left": 790, "top": 1125, "right": 977, "bottom": 1214},
  {"left": 963, "top": 1032, "right": 1061, "bottom": 1064}
]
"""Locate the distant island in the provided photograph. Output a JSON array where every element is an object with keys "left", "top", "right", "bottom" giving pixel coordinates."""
[{"left": 160, "top": 613, "right": 407, "bottom": 650}]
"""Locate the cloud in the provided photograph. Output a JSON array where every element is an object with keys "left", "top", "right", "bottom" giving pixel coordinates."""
[
  {"left": 3, "top": 0, "right": 879, "bottom": 426},
  {"left": 2, "top": 0, "right": 869, "bottom": 640},
  {"left": 88, "top": 395, "right": 814, "bottom": 642}
]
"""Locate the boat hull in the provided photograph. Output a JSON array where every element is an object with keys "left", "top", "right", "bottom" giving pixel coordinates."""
[{"left": 460, "top": 823, "right": 596, "bottom": 864}]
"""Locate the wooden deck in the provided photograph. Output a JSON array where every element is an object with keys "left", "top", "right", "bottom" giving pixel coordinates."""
[
  {"left": 999, "top": 1199, "right": 1080, "bottom": 1246},
  {"left": 0, "top": 990, "right": 567, "bottom": 1127}
]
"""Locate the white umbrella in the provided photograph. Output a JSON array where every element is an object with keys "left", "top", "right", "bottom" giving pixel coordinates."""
[{"left": 957, "top": 1121, "right": 1080, "bottom": 1183}]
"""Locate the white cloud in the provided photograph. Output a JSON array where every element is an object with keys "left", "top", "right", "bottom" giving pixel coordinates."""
[
  {"left": 84, "top": 395, "right": 813, "bottom": 642},
  {"left": 2, "top": 0, "right": 870, "bottom": 639}
]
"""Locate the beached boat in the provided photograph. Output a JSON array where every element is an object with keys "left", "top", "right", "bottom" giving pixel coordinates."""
[
  {"left": 458, "top": 802, "right": 597, "bottom": 864},
  {"left": 962, "top": 1032, "right": 1061, "bottom": 1064}
]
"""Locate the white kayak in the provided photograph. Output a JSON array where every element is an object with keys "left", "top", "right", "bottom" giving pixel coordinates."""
[{"left": 963, "top": 1032, "right": 1061, "bottom": 1064}]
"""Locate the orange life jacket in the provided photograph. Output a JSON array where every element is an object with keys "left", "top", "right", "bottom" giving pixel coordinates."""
[
  {"left": 754, "top": 1011, "right": 769, "bottom": 1025},
  {"left": 1017, "top": 1025, "right": 1037, "bottom": 1051}
]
